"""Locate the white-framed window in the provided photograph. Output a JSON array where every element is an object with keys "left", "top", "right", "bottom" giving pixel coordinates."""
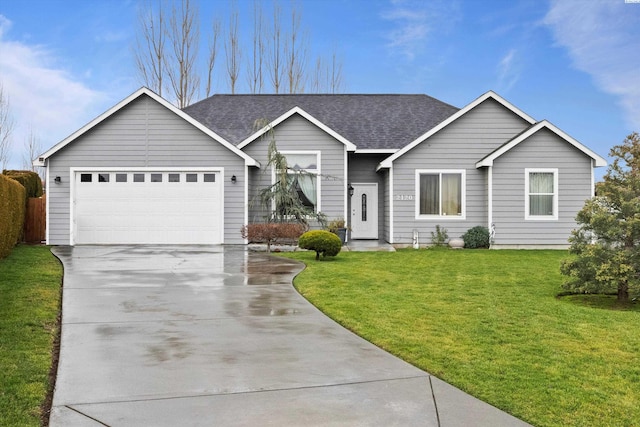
[
  {"left": 525, "top": 168, "right": 558, "bottom": 220},
  {"left": 275, "top": 151, "right": 321, "bottom": 212},
  {"left": 415, "top": 169, "right": 465, "bottom": 219}
]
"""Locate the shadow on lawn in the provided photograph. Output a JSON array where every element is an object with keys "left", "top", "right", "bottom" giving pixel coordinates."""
[{"left": 556, "top": 293, "right": 639, "bottom": 311}]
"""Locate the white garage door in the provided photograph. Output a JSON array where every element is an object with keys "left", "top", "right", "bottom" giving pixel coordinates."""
[{"left": 73, "top": 170, "right": 223, "bottom": 244}]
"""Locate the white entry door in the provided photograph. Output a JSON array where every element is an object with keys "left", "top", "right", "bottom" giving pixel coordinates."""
[
  {"left": 351, "top": 183, "right": 378, "bottom": 239},
  {"left": 73, "top": 170, "right": 223, "bottom": 244}
]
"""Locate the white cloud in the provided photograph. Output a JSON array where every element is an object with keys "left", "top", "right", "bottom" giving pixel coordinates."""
[
  {"left": 0, "top": 15, "right": 108, "bottom": 169},
  {"left": 496, "top": 48, "right": 520, "bottom": 92},
  {"left": 381, "top": 0, "right": 461, "bottom": 61},
  {"left": 543, "top": 0, "right": 640, "bottom": 130}
]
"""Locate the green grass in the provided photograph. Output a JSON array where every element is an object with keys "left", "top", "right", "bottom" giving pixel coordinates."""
[
  {"left": 283, "top": 249, "right": 640, "bottom": 427},
  {"left": 0, "top": 245, "right": 62, "bottom": 427}
]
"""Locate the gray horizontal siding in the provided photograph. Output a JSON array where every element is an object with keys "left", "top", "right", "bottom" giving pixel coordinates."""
[
  {"left": 491, "top": 127, "right": 593, "bottom": 247},
  {"left": 47, "top": 94, "right": 247, "bottom": 245},
  {"left": 243, "top": 114, "right": 346, "bottom": 224},
  {"left": 390, "top": 98, "right": 531, "bottom": 244}
]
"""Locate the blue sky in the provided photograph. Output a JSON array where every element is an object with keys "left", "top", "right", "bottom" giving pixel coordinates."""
[{"left": 1, "top": 0, "right": 639, "bottom": 181}]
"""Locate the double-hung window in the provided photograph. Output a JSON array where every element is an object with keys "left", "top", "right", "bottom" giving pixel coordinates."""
[
  {"left": 416, "top": 170, "right": 465, "bottom": 218},
  {"left": 278, "top": 152, "right": 320, "bottom": 212},
  {"left": 525, "top": 168, "right": 558, "bottom": 220}
]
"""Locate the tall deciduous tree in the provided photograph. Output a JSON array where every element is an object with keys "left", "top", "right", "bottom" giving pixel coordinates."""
[
  {"left": 22, "top": 127, "right": 42, "bottom": 172},
  {"left": 247, "top": 0, "right": 264, "bottom": 94},
  {"left": 0, "top": 82, "right": 15, "bottom": 170},
  {"left": 224, "top": 1, "right": 241, "bottom": 94},
  {"left": 561, "top": 132, "right": 640, "bottom": 303},
  {"left": 134, "top": 0, "right": 166, "bottom": 96},
  {"left": 166, "top": 0, "right": 200, "bottom": 108}
]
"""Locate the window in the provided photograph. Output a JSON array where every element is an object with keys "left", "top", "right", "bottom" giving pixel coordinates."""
[
  {"left": 133, "top": 173, "right": 145, "bottom": 182},
  {"left": 80, "top": 173, "right": 92, "bottom": 183},
  {"left": 526, "top": 169, "right": 558, "bottom": 220},
  {"left": 98, "top": 173, "right": 110, "bottom": 183},
  {"left": 168, "top": 173, "right": 180, "bottom": 182},
  {"left": 150, "top": 173, "right": 162, "bottom": 182},
  {"left": 416, "top": 170, "right": 465, "bottom": 218},
  {"left": 279, "top": 152, "right": 320, "bottom": 212},
  {"left": 186, "top": 173, "right": 197, "bottom": 182},
  {"left": 203, "top": 173, "right": 216, "bottom": 182},
  {"left": 116, "top": 173, "right": 127, "bottom": 183}
]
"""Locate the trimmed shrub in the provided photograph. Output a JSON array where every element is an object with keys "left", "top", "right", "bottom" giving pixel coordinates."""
[
  {"left": 3, "top": 170, "right": 43, "bottom": 198},
  {"left": 298, "top": 230, "right": 342, "bottom": 260},
  {"left": 241, "top": 222, "right": 307, "bottom": 252},
  {"left": 462, "top": 226, "right": 490, "bottom": 249},
  {"left": 0, "top": 174, "right": 27, "bottom": 258}
]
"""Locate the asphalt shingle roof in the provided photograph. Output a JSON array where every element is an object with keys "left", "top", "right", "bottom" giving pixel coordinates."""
[{"left": 183, "top": 94, "right": 459, "bottom": 150}]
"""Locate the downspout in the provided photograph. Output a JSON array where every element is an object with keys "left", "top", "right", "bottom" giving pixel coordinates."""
[
  {"left": 590, "top": 159, "right": 595, "bottom": 198},
  {"left": 389, "top": 165, "right": 394, "bottom": 244},
  {"left": 487, "top": 165, "right": 493, "bottom": 230},
  {"left": 45, "top": 159, "right": 50, "bottom": 245}
]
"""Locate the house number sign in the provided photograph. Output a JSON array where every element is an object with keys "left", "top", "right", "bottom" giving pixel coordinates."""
[{"left": 394, "top": 194, "right": 414, "bottom": 201}]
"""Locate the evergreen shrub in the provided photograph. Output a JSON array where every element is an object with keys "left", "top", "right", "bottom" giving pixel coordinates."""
[
  {"left": 298, "top": 230, "right": 342, "bottom": 260},
  {"left": 0, "top": 174, "right": 27, "bottom": 258}
]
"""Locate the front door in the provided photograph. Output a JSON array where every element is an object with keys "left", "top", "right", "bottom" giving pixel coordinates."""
[{"left": 351, "top": 183, "right": 378, "bottom": 239}]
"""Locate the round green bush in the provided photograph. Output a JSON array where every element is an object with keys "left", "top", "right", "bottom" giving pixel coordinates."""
[
  {"left": 462, "top": 226, "right": 490, "bottom": 249},
  {"left": 298, "top": 230, "right": 342, "bottom": 260}
]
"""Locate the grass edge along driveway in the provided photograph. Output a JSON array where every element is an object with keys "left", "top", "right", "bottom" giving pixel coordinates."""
[
  {"left": 0, "top": 245, "right": 62, "bottom": 427},
  {"left": 283, "top": 249, "right": 640, "bottom": 427}
]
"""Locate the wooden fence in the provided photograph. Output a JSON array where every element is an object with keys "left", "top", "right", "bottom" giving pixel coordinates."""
[{"left": 24, "top": 195, "right": 46, "bottom": 243}]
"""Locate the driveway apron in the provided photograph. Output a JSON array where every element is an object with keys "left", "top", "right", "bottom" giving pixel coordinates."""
[{"left": 49, "top": 245, "right": 530, "bottom": 426}]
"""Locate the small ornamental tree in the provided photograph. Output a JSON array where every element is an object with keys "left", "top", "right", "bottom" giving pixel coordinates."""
[{"left": 561, "top": 132, "right": 640, "bottom": 303}]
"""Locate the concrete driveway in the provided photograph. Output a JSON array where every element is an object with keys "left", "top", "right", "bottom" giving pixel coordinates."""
[{"left": 49, "top": 245, "right": 529, "bottom": 426}]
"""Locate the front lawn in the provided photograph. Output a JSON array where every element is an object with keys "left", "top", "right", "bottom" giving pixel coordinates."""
[
  {"left": 0, "top": 245, "right": 62, "bottom": 426},
  {"left": 284, "top": 249, "right": 640, "bottom": 427}
]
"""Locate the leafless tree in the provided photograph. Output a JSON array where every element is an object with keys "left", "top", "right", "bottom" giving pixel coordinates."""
[
  {"left": 134, "top": 0, "right": 167, "bottom": 96},
  {"left": 267, "top": 1, "right": 284, "bottom": 94},
  {"left": 166, "top": 0, "right": 200, "bottom": 108},
  {"left": 247, "top": 0, "right": 265, "bottom": 94},
  {"left": 22, "top": 127, "right": 44, "bottom": 178},
  {"left": 205, "top": 19, "right": 221, "bottom": 97},
  {"left": 224, "top": 2, "right": 241, "bottom": 94},
  {"left": 134, "top": 0, "right": 346, "bottom": 98},
  {"left": 285, "top": 4, "right": 306, "bottom": 93},
  {"left": 327, "top": 47, "right": 344, "bottom": 94},
  {"left": 0, "top": 83, "right": 14, "bottom": 171},
  {"left": 310, "top": 48, "right": 344, "bottom": 94}
]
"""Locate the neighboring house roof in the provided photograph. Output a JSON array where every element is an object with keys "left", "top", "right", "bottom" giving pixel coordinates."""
[
  {"left": 476, "top": 120, "right": 607, "bottom": 168},
  {"left": 377, "top": 91, "right": 537, "bottom": 170},
  {"left": 183, "top": 94, "right": 459, "bottom": 150},
  {"left": 35, "top": 87, "right": 260, "bottom": 167}
]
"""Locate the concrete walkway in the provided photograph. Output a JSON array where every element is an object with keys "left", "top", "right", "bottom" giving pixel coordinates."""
[{"left": 49, "top": 245, "right": 530, "bottom": 426}]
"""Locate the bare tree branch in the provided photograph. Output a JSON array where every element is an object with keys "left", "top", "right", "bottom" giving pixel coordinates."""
[
  {"left": 224, "top": 1, "right": 241, "bottom": 94},
  {"left": 166, "top": 0, "right": 200, "bottom": 108},
  {"left": 247, "top": 0, "right": 265, "bottom": 94},
  {"left": 267, "top": 1, "right": 283, "bottom": 94},
  {"left": 0, "top": 82, "right": 15, "bottom": 170},
  {"left": 134, "top": 0, "right": 166, "bottom": 96},
  {"left": 205, "top": 19, "right": 221, "bottom": 98},
  {"left": 22, "top": 126, "right": 44, "bottom": 178},
  {"left": 285, "top": 3, "right": 306, "bottom": 93}
]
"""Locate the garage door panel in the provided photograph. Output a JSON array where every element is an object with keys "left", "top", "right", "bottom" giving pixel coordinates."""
[{"left": 74, "top": 171, "right": 223, "bottom": 244}]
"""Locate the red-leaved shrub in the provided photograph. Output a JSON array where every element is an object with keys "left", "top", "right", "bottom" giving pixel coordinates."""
[{"left": 241, "top": 223, "right": 307, "bottom": 252}]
